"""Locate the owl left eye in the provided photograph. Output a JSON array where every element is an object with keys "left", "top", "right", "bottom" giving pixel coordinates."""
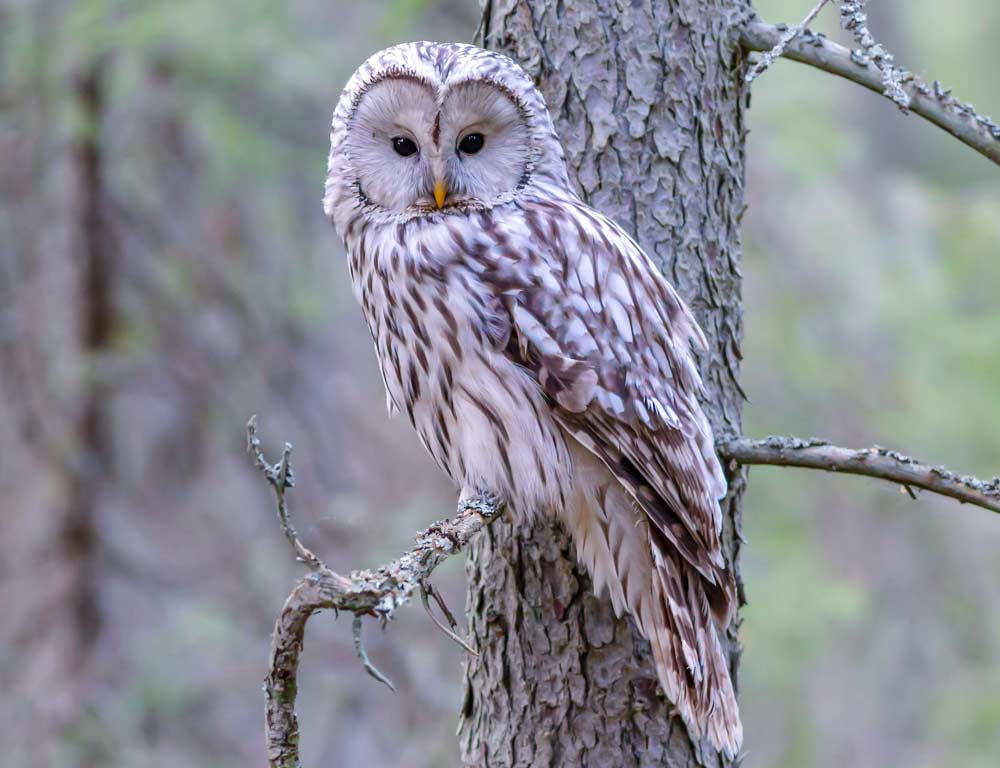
[{"left": 458, "top": 133, "right": 485, "bottom": 154}]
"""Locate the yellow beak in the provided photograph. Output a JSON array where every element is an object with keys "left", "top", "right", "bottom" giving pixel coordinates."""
[{"left": 433, "top": 179, "right": 447, "bottom": 209}]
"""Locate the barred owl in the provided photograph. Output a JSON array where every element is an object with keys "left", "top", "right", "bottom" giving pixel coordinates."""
[{"left": 324, "top": 42, "right": 741, "bottom": 756}]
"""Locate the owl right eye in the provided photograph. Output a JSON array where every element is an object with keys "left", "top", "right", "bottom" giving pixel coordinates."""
[{"left": 392, "top": 136, "right": 418, "bottom": 157}]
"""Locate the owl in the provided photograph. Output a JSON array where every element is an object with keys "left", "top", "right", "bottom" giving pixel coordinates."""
[{"left": 324, "top": 42, "right": 741, "bottom": 757}]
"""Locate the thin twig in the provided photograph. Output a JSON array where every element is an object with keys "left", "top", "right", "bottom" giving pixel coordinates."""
[
  {"left": 247, "top": 415, "right": 321, "bottom": 570},
  {"left": 352, "top": 615, "right": 395, "bottom": 691},
  {"left": 421, "top": 581, "right": 478, "bottom": 656},
  {"left": 717, "top": 435, "right": 1000, "bottom": 515},
  {"left": 426, "top": 580, "right": 459, "bottom": 630},
  {"left": 740, "top": 20, "right": 1000, "bottom": 165},
  {"left": 745, "top": 0, "right": 831, "bottom": 84}
]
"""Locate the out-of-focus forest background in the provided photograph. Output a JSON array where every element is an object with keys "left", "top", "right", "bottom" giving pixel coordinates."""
[{"left": 1, "top": 0, "right": 997, "bottom": 766}]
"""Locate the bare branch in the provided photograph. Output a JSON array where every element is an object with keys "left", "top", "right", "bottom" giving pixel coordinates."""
[
  {"left": 741, "top": 19, "right": 1000, "bottom": 166},
  {"left": 250, "top": 418, "right": 503, "bottom": 768},
  {"left": 744, "top": 0, "right": 831, "bottom": 84},
  {"left": 718, "top": 435, "right": 1000, "bottom": 515}
]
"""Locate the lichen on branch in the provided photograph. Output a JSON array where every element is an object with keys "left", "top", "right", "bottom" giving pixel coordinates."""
[{"left": 741, "top": 11, "right": 1000, "bottom": 165}]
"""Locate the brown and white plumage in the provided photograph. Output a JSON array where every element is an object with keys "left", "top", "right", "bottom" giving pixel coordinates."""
[{"left": 325, "top": 42, "right": 741, "bottom": 756}]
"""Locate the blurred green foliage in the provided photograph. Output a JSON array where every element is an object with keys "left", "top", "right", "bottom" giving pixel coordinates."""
[{"left": 742, "top": 2, "right": 1000, "bottom": 765}]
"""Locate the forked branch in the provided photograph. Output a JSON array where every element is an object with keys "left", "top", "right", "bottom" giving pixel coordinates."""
[
  {"left": 249, "top": 417, "right": 502, "bottom": 768},
  {"left": 741, "top": 18, "right": 1000, "bottom": 166},
  {"left": 744, "top": 0, "right": 831, "bottom": 84}
]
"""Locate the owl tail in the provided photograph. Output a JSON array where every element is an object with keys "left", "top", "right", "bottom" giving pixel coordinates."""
[
  {"left": 564, "top": 453, "right": 743, "bottom": 758},
  {"left": 648, "top": 529, "right": 743, "bottom": 758}
]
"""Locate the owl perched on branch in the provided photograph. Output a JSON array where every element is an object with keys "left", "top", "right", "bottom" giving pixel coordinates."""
[{"left": 325, "top": 42, "right": 741, "bottom": 756}]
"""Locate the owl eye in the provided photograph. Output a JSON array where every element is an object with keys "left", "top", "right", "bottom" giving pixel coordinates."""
[
  {"left": 458, "top": 133, "right": 485, "bottom": 155},
  {"left": 392, "top": 136, "right": 418, "bottom": 157}
]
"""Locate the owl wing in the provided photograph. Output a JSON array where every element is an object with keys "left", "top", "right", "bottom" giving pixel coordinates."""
[
  {"left": 487, "top": 201, "right": 735, "bottom": 617},
  {"left": 473, "top": 200, "right": 741, "bottom": 754}
]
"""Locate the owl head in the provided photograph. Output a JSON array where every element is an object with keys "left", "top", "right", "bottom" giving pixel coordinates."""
[{"left": 325, "top": 42, "right": 570, "bottom": 231}]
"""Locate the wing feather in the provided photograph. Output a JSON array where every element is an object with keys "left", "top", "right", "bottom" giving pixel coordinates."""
[{"left": 492, "top": 199, "right": 734, "bottom": 615}]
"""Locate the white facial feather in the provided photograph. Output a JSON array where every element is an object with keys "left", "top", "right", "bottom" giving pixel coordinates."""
[
  {"left": 343, "top": 73, "right": 530, "bottom": 215},
  {"left": 439, "top": 82, "right": 530, "bottom": 204},
  {"left": 343, "top": 79, "right": 437, "bottom": 211}
]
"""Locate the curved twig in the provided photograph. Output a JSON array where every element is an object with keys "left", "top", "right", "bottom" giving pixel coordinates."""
[
  {"left": 247, "top": 416, "right": 320, "bottom": 570},
  {"left": 717, "top": 435, "right": 1000, "bottom": 515},
  {"left": 420, "top": 581, "right": 479, "bottom": 656},
  {"left": 740, "top": 19, "right": 1000, "bottom": 166},
  {"left": 353, "top": 615, "right": 395, "bottom": 691}
]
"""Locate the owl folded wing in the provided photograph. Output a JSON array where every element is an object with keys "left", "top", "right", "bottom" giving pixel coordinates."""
[{"left": 494, "top": 203, "right": 736, "bottom": 616}]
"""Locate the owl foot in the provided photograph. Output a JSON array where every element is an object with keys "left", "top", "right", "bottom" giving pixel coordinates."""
[{"left": 459, "top": 489, "right": 506, "bottom": 521}]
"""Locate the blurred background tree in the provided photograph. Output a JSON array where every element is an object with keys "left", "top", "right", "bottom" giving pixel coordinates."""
[{"left": 0, "top": 0, "right": 997, "bottom": 766}]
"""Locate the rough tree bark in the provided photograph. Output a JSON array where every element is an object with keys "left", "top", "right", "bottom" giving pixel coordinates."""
[{"left": 460, "top": 2, "right": 751, "bottom": 765}]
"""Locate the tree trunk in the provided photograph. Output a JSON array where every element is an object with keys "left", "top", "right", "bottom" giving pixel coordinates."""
[
  {"left": 460, "top": 2, "right": 750, "bottom": 765},
  {"left": 29, "top": 59, "right": 113, "bottom": 768}
]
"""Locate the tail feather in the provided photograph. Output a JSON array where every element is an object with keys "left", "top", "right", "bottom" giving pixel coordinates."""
[
  {"left": 652, "top": 542, "right": 742, "bottom": 758},
  {"left": 565, "top": 444, "right": 742, "bottom": 758}
]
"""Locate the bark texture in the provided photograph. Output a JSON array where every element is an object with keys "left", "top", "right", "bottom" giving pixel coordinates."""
[{"left": 460, "top": 1, "right": 751, "bottom": 766}]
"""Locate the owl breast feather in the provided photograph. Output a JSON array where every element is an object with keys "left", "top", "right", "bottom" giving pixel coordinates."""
[{"left": 346, "top": 209, "right": 575, "bottom": 519}]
